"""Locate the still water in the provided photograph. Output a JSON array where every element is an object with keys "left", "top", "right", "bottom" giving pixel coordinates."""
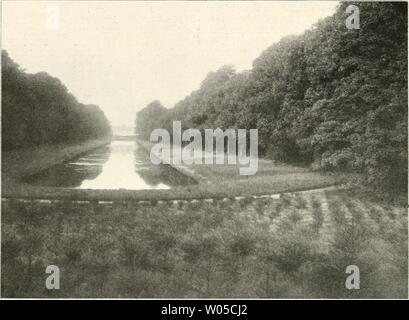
[{"left": 25, "top": 141, "right": 194, "bottom": 190}]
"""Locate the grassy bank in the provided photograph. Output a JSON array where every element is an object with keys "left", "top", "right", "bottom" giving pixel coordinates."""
[
  {"left": 134, "top": 139, "right": 344, "bottom": 200},
  {"left": 2, "top": 189, "right": 407, "bottom": 298},
  {"left": 2, "top": 139, "right": 111, "bottom": 181},
  {"left": 2, "top": 138, "right": 111, "bottom": 195}
]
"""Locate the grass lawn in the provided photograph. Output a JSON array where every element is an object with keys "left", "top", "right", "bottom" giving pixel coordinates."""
[{"left": 133, "top": 140, "right": 345, "bottom": 200}]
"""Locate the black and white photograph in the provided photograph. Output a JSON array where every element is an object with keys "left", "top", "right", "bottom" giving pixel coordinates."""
[{"left": 1, "top": 0, "right": 408, "bottom": 302}]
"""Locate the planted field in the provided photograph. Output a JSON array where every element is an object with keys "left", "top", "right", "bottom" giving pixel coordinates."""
[{"left": 2, "top": 190, "right": 407, "bottom": 298}]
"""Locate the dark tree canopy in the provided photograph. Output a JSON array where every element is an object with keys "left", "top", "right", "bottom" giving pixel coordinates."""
[
  {"left": 2, "top": 50, "right": 111, "bottom": 150},
  {"left": 136, "top": 2, "right": 407, "bottom": 194},
  {"left": 135, "top": 100, "right": 170, "bottom": 141}
]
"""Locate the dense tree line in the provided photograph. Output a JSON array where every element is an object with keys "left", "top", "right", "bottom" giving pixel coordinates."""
[
  {"left": 2, "top": 50, "right": 111, "bottom": 150},
  {"left": 136, "top": 2, "right": 407, "bottom": 193},
  {"left": 135, "top": 100, "right": 170, "bottom": 141}
]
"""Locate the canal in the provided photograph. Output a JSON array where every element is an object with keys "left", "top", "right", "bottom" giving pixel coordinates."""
[{"left": 25, "top": 140, "right": 195, "bottom": 190}]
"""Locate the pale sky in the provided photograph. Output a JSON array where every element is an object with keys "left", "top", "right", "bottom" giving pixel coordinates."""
[{"left": 2, "top": 1, "right": 337, "bottom": 127}]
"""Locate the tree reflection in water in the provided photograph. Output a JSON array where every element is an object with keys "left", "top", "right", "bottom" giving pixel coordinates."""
[
  {"left": 24, "top": 146, "right": 111, "bottom": 188},
  {"left": 25, "top": 141, "right": 196, "bottom": 190},
  {"left": 134, "top": 146, "right": 197, "bottom": 187}
]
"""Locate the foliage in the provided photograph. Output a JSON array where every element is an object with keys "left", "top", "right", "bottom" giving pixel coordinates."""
[
  {"left": 135, "top": 2, "right": 407, "bottom": 195},
  {"left": 2, "top": 51, "right": 111, "bottom": 150}
]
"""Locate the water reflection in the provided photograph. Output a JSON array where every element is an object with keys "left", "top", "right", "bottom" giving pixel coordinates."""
[
  {"left": 25, "top": 141, "right": 194, "bottom": 190},
  {"left": 25, "top": 146, "right": 110, "bottom": 188}
]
